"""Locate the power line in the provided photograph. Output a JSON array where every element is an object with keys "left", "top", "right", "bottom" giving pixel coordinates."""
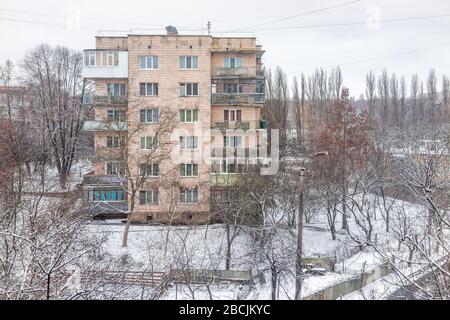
[
  {"left": 289, "top": 42, "right": 450, "bottom": 74},
  {"left": 0, "top": 7, "right": 202, "bottom": 30},
  {"left": 226, "top": 0, "right": 364, "bottom": 33},
  {"left": 248, "top": 13, "right": 450, "bottom": 31},
  {"left": 0, "top": 15, "right": 204, "bottom": 34}
]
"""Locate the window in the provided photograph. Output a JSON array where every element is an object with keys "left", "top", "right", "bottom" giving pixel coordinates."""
[
  {"left": 180, "top": 136, "right": 198, "bottom": 149},
  {"left": 224, "top": 109, "right": 242, "bottom": 122},
  {"left": 256, "top": 80, "right": 265, "bottom": 94},
  {"left": 107, "top": 83, "right": 126, "bottom": 96},
  {"left": 139, "top": 163, "right": 159, "bottom": 177},
  {"left": 180, "top": 163, "right": 198, "bottom": 177},
  {"left": 224, "top": 136, "right": 242, "bottom": 148},
  {"left": 140, "top": 83, "right": 159, "bottom": 96},
  {"left": 106, "top": 136, "right": 120, "bottom": 148},
  {"left": 179, "top": 83, "right": 198, "bottom": 96},
  {"left": 84, "top": 51, "right": 96, "bottom": 67},
  {"left": 179, "top": 56, "right": 198, "bottom": 69},
  {"left": 139, "top": 56, "right": 159, "bottom": 69},
  {"left": 140, "top": 109, "right": 159, "bottom": 123},
  {"left": 224, "top": 83, "right": 243, "bottom": 94},
  {"left": 107, "top": 110, "right": 126, "bottom": 122},
  {"left": 180, "top": 109, "right": 199, "bottom": 123},
  {"left": 140, "top": 136, "right": 159, "bottom": 149},
  {"left": 224, "top": 57, "right": 242, "bottom": 69},
  {"left": 84, "top": 51, "right": 118, "bottom": 67},
  {"left": 180, "top": 188, "right": 198, "bottom": 204},
  {"left": 139, "top": 190, "right": 159, "bottom": 205},
  {"left": 93, "top": 189, "right": 125, "bottom": 202},
  {"left": 106, "top": 162, "right": 125, "bottom": 175}
]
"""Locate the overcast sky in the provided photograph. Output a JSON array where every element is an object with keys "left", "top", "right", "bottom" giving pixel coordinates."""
[{"left": 1, "top": 0, "right": 449, "bottom": 96}]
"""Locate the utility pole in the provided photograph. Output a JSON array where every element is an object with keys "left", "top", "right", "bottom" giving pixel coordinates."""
[
  {"left": 294, "top": 151, "right": 328, "bottom": 300},
  {"left": 294, "top": 166, "right": 305, "bottom": 300}
]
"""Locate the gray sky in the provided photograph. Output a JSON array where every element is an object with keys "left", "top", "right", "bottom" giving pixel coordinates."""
[{"left": 1, "top": 0, "right": 449, "bottom": 96}]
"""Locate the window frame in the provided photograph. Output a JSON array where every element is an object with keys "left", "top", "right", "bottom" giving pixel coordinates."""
[
  {"left": 179, "top": 83, "right": 199, "bottom": 96},
  {"left": 179, "top": 56, "right": 199, "bottom": 70},
  {"left": 180, "top": 163, "right": 199, "bottom": 177},
  {"left": 139, "top": 56, "right": 159, "bottom": 70},
  {"left": 140, "top": 136, "right": 159, "bottom": 150},
  {"left": 180, "top": 109, "right": 199, "bottom": 123},
  {"left": 139, "top": 82, "right": 159, "bottom": 96},
  {"left": 223, "top": 136, "right": 242, "bottom": 148},
  {"left": 224, "top": 57, "right": 242, "bottom": 69},
  {"left": 139, "top": 109, "right": 160, "bottom": 124},
  {"left": 179, "top": 188, "right": 199, "bottom": 204},
  {"left": 139, "top": 163, "right": 159, "bottom": 177},
  {"left": 107, "top": 109, "right": 126, "bottom": 122},
  {"left": 179, "top": 136, "right": 199, "bottom": 150},
  {"left": 139, "top": 190, "right": 159, "bottom": 205},
  {"left": 107, "top": 83, "right": 126, "bottom": 96}
]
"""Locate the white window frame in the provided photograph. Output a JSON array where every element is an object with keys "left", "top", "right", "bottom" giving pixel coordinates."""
[
  {"left": 139, "top": 56, "right": 159, "bottom": 70},
  {"left": 140, "top": 83, "right": 159, "bottom": 96},
  {"left": 105, "top": 162, "right": 125, "bottom": 175},
  {"left": 179, "top": 83, "right": 199, "bottom": 96},
  {"left": 139, "top": 190, "right": 159, "bottom": 205},
  {"left": 106, "top": 136, "right": 120, "bottom": 148},
  {"left": 140, "top": 109, "right": 159, "bottom": 124},
  {"left": 180, "top": 109, "right": 199, "bottom": 123},
  {"left": 107, "top": 83, "right": 126, "bottom": 96},
  {"left": 180, "top": 188, "right": 198, "bottom": 204},
  {"left": 180, "top": 163, "right": 199, "bottom": 177},
  {"left": 179, "top": 56, "right": 198, "bottom": 69},
  {"left": 180, "top": 136, "right": 199, "bottom": 150},
  {"left": 224, "top": 57, "right": 242, "bottom": 69},
  {"left": 139, "top": 163, "right": 159, "bottom": 177},
  {"left": 107, "top": 109, "right": 125, "bottom": 122},
  {"left": 140, "top": 136, "right": 159, "bottom": 150},
  {"left": 224, "top": 109, "right": 242, "bottom": 122},
  {"left": 84, "top": 51, "right": 118, "bottom": 67},
  {"left": 224, "top": 136, "right": 242, "bottom": 148}
]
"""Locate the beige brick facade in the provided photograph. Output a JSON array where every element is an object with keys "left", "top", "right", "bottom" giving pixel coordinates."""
[{"left": 83, "top": 32, "right": 265, "bottom": 224}]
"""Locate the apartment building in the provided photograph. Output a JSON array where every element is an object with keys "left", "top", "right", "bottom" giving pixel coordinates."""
[{"left": 82, "top": 27, "right": 266, "bottom": 224}]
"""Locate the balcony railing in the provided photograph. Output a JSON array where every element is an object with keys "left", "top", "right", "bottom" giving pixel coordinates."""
[
  {"left": 94, "top": 95, "right": 127, "bottom": 105},
  {"left": 211, "top": 147, "right": 267, "bottom": 158},
  {"left": 84, "top": 121, "right": 127, "bottom": 132},
  {"left": 82, "top": 50, "right": 128, "bottom": 79},
  {"left": 214, "top": 67, "right": 257, "bottom": 77},
  {"left": 213, "top": 121, "right": 250, "bottom": 130},
  {"left": 82, "top": 175, "right": 128, "bottom": 186},
  {"left": 211, "top": 93, "right": 265, "bottom": 105}
]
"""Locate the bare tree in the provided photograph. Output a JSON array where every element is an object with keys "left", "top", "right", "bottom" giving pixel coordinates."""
[
  {"left": 22, "top": 44, "right": 92, "bottom": 189},
  {"left": 365, "top": 71, "right": 376, "bottom": 119}
]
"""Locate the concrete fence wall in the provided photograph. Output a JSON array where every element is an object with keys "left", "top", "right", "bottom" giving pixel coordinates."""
[{"left": 304, "top": 264, "right": 391, "bottom": 300}]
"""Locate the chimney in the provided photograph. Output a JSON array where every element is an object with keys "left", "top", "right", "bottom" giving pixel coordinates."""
[{"left": 165, "top": 25, "right": 178, "bottom": 36}]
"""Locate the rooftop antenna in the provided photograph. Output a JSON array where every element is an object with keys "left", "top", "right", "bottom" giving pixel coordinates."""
[{"left": 207, "top": 21, "right": 211, "bottom": 35}]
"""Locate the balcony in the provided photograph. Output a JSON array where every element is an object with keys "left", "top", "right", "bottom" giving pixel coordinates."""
[
  {"left": 213, "top": 121, "right": 250, "bottom": 130},
  {"left": 84, "top": 121, "right": 127, "bottom": 132},
  {"left": 212, "top": 93, "right": 265, "bottom": 105},
  {"left": 211, "top": 147, "right": 264, "bottom": 158},
  {"left": 82, "top": 50, "right": 128, "bottom": 79},
  {"left": 93, "top": 95, "right": 127, "bottom": 105},
  {"left": 82, "top": 174, "right": 128, "bottom": 187},
  {"left": 213, "top": 67, "right": 257, "bottom": 78}
]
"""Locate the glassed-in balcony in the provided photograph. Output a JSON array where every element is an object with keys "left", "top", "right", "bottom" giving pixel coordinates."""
[
  {"left": 212, "top": 79, "right": 265, "bottom": 105},
  {"left": 82, "top": 175, "right": 128, "bottom": 216},
  {"left": 82, "top": 50, "right": 128, "bottom": 79}
]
